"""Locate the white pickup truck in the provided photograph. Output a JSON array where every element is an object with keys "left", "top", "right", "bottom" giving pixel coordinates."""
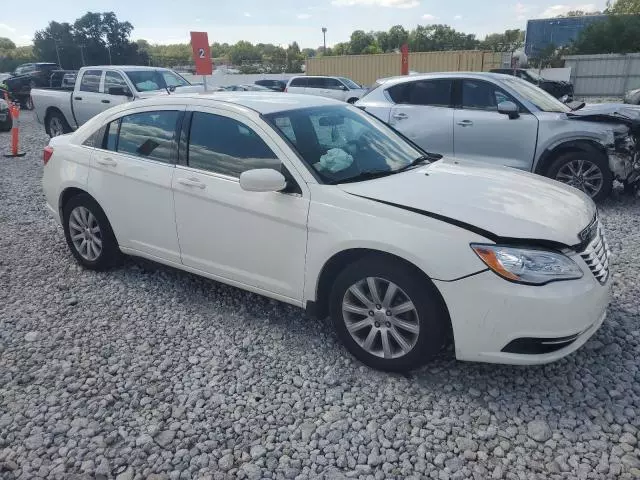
[{"left": 32, "top": 66, "right": 203, "bottom": 137}]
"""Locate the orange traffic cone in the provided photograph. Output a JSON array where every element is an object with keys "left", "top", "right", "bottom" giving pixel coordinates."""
[{"left": 4, "top": 96, "right": 26, "bottom": 158}]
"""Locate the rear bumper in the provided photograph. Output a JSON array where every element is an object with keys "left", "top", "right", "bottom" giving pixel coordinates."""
[{"left": 434, "top": 264, "right": 610, "bottom": 365}]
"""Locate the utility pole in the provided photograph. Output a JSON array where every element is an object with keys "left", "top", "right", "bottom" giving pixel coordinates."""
[
  {"left": 54, "top": 39, "right": 62, "bottom": 68},
  {"left": 322, "top": 27, "right": 327, "bottom": 54},
  {"left": 107, "top": 45, "right": 113, "bottom": 65},
  {"left": 79, "top": 44, "right": 86, "bottom": 67}
]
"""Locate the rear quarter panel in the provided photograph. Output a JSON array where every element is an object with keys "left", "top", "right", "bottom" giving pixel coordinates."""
[
  {"left": 32, "top": 89, "right": 76, "bottom": 129},
  {"left": 42, "top": 135, "right": 94, "bottom": 223}
]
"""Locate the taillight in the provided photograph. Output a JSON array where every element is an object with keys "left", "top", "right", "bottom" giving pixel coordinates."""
[{"left": 43, "top": 146, "right": 53, "bottom": 165}]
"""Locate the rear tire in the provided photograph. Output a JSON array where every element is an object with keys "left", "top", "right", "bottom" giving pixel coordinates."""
[
  {"left": 546, "top": 151, "right": 612, "bottom": 202},
  {"left": 47, "top": 110, "right": 71, "bottom": 137},
  {"left": 329, "top": 256, "right": 449, "bottom": 372},
  {"left": 62, "top": 194, "right": 121, "bottom": 271}
]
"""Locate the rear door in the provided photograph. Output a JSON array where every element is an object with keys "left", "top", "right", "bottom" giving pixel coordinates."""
[
  {"left": 87, "top": 107, "right": 184, "bottom": 262},
  {"left": 73, "top": 69, "right": 106, "bottom": 126},
  {"left": 387, "top": 78, "right": 455, "bottom": 156},
  {"left": 306, "top": 77, "right": 333, "bottom": 98},
  {"left": 452, "top": 78, "right": 538, "bottom": 170}
]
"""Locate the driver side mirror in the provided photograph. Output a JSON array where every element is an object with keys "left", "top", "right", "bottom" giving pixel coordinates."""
[
  {"left": 239, "top": 169, "right": 287, "bottom": 192},
  {"left": 498, "top": 101, "right": 519, "bottom": 119},
  {"left": 108, "top": 86, "right": 132, "bottom": 97}
]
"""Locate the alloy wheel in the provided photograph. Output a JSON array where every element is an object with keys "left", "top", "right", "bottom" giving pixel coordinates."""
[
  {"left": 555, "top": 159, "right": 604, "bottom": 198},
  {"left": 69, "top": 206, "right": 102, "bottom": 262},
  {"left": 342, "top": 277, "right": 420, "bottom": 359}
]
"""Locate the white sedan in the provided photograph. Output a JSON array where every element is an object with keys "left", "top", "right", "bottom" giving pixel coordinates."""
[{"left": 42, "top": 93, "right": 611, "bottom": 371}]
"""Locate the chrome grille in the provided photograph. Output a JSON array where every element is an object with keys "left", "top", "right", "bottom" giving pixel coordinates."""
[{"left": 579, "top": 220, "right": 611, "bottom": 284}]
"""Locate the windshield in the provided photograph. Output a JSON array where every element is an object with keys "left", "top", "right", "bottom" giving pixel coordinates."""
[
  {"left": 340, "top": 77, "right": 361, "bottom": 89},
  {"left": 264, "top": 105, "right": 425, "bottom": 184},
  {"left": 501, "top": 77, "right": 571, "bottom": 113},
  {"left": 125, "top": 70, "right": 190, "bottom": 92}
]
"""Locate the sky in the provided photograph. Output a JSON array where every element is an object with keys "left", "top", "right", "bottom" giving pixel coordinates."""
[{"left": 0, "top": 0, "right": 609, "bottom": 48}]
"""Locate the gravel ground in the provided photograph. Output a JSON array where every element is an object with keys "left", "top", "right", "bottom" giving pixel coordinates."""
[{"left": 1, "top": 111, "right": 640, "bottom": 480}]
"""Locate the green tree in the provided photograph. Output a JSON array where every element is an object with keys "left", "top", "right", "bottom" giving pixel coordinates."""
[
  {"left": 572, "top": 14, "right": 640, "bottom": 54},
  {"left": 302, "top": 48, "right": 316, "bottom": 58},
  {"left": 387, "top": 25, "right": 409, "bottom": 50},
  {"left": 211, "top": 42, "right": 231, "bottom": 58},
  {"left": 229, "top": 40, "right": 261, "bottom": 65},
  {"left": 349, "top": 30, "right": 376, "bottom": 54},
  {"left": 0, "top": 37, "right": 16, "bottom": 51},
  {"left": 33, "top": 21, "right": 77, "bottom": 68},
  {"left": 607, "top": 0, "right": 640, "bottom": 14},
  {"left": 480, "top": 29, "right": 525, "bottom": 52}
]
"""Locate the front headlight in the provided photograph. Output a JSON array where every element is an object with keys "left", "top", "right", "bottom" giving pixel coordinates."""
[{"left": 471, "top": 244, "right": 583, "bottom": 285}]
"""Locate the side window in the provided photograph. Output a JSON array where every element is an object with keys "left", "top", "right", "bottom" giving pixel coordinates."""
[
  {"left": 324, "top": 78, "right": 343, "bottom": 90},
  {"left": 80, "top": 70, "right": 102, "bottom": 93},
  {"left": 188, "top": 112, "right": 280, "bottom": 177},
  {"left": 117, "top": 111, "right": 179, "bottom": 163},
  {"left": 462, "top": 80, "right": 516, "bottom": 111},
  {"left": 386, "top": 80, "right": 452, "bottom": 106},
  {"left": 307, "top": 78, "right": 325, "bottom": 89},
  {"left": 406, "top": 80, "right": 452, "bottom": 107},
  {"left": 104, "top": 71, "right": 129, "bottom": 94},
  {"left": 290, "top": 77, "right": 307, "bottom": 87},
  {"left": 273, "top": 117, "right": 297, "bottom": 145}
]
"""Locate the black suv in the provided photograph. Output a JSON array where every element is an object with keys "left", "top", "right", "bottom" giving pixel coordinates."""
[
  {"left": 490, "top": 68, "right": 574, "bottom": 101},
  {"left": 254, "top": 79, "right": 287, "bottom": 92},
  {"left": 6, "top": 63, "right": 61, "bottom": 93}
]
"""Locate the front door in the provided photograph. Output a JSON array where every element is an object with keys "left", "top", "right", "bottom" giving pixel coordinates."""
[
  {"left": 172, "top": 108, "right": 309, "bottom": 302},
  {"left": 387, "top": 78, "right": 455, "bottom": 156},
  {"left": 102, "top": 70, "right": 134, "bottom": 109},
  {"left": 74, "top": 70, "right": 107, "bottom": 126},
  {"left": 453, "top": 79, "right": 538, "bottom": 170},
  {"left": 87, "top": 107, "right": 184, "bottom": 263}
]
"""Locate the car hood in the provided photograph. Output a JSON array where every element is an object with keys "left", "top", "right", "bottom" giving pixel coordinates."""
[
  {"left": 338, "top": 158, "right": 595, "bottom": 248},
  {"left": 567, "top": 103, "right": 640, "bottom": 129}
]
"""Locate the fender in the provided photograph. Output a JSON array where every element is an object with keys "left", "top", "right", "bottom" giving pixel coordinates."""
[{"left": 534, "top": 138, "right": 608, "bottom": 175}]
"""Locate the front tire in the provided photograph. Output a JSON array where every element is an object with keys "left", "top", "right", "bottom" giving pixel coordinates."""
[
  {"left": 546, "top": 151, "right": 612, "bottom": 202},
  {"left": 329, "top": 256, "right": 449, "bottom": 372},
  {"left": 62, "top": 194, "right": 121, "bottom": 271}
]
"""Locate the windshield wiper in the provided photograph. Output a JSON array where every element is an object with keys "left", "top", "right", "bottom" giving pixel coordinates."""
[
  {"left": 329, "top": 170, "right": 397, "bottom": 185},
  {"left": 396, "top": 153, "right": 442, "bottom": 173}
]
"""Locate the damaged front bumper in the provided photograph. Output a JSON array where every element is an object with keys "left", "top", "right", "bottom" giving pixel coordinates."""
[{"left": 608, "top": 132, "right": 640, "bottom": 185}]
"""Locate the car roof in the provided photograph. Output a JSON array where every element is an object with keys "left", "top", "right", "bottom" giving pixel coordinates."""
[
  {"left": 81, "top": 65, "right": 175, "bottom": 71},
  {"left": 126, "top": 92, "right": 345, "bottom": 115},
  {"left": 375, "top": 71, "right": 512, "bottom": 86}
]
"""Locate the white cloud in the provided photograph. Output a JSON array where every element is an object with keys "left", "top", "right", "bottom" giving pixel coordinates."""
[
  {"left": 514, "top": 3, "right": 531, "bottom": 20},
  {"left": 244, "top": 12, "right": 252, "bottom": 17},
  {"left": 454, "top": 15, "right": 463, "bottom": 20},
  {"left": 331, "top": 0, "right": 419, "bottom": 8},
  {"left": 540, "top": 4, "right": 598, "bottom": 18},
  {"left": 0, "top": 23, "right": 17, "bottom": 33},
  {"left": 422, "top": 14, "right": 438, "bottom": 20},
  {"left": 297, "top": 13, "right": 312, "bottom": 19}
]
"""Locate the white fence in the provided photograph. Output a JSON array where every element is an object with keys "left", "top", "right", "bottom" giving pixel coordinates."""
[
  {"left": 564, "top": 53, "right": 640, "bottom": 98},
  {"left": 181, "top": 72, "right": 297, "bottom": 88}
]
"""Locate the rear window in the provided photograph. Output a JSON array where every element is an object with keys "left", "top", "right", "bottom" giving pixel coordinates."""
[
  {"left": 289, "top": 77, "right": 308, "bottom": 87},
  {"left": 79, "top": 70, "right": 102, "bottom": 93}
]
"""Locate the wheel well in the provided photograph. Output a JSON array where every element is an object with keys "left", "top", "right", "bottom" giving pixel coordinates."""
[
  {"left": 44, "top": 107, "right": 64, "bottom": 135},
  {"left": 534, "top": 140, "right": 607, "bottom": 175},
  {"left": 312, "top": 248, "right": 453, "bottom": 337},
  {"left": 59, "top": 187, "right": 90, "bottom": 216}
]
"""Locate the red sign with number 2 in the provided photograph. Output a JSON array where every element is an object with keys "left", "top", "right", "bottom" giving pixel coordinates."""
[{"left": 190, "top": 32, "right": 213, "bottom": 75}]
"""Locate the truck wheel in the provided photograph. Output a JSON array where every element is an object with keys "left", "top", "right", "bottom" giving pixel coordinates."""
[
  {"left": 546, "top": 151, "right": 612, "bottom": 202},
  {"left": 47, "top": 111, "right": 71, "bottom": 138},
  {"left": 0, "top": 116, "right": 12, "bottom": 132}
]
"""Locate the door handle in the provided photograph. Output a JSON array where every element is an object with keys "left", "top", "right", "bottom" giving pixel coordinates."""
[
  {"left": 392, "top": 112, "right": 408, "bottom": 120},
  {"left": 96, "top": 157, "right": 117, "bottom": 167},
  {"left": 457, "top": 120, "right": 473, "bottom": 126},
  {"left": 177, "top": 178, "right": 206, "bottom": 189},
  {"left": 101, "top": 99, "right": 110, "bottom": 104},
  {"left": 74, "top": 97, "right": 82, "bottom": 101}
]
